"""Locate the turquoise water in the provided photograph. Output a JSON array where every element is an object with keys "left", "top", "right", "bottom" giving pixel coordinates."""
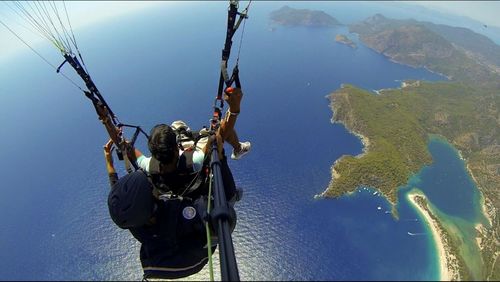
[
  {"left": 0, "top": 2, "right": 484, "bottom": 280},
  {"left": 407, "top": 136, "right": 486, "bottom": 223},
  {"left": 403, "top": 136, "right": 487, "bottom": 279}
]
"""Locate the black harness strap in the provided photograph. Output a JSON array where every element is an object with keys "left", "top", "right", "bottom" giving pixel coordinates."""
[
  {"left": 205, "top": 2, "right": 251, "bottom": 280},
  {"left": 63, "top": 54, "right": 117, "bottom": 120},
  {"left": 146, "top": 129, "right": 210, "bottom": 200},
  {"left": 118, "top": 123, "right": 150, "bottom": 146},
  {"left": 212, "top": 1, "right": 250, "bottom": 131},
  {"left": 60, "top": 53, "right": 147, "bottom": 170}
]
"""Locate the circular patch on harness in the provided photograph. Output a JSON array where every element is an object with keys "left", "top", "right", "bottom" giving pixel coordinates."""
[{"left": 182, "top": 206, "right": 196, "bottom": 220}]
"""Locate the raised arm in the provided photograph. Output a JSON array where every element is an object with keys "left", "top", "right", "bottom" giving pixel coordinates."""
[
  {"left": 204, "top": 87, "right": 243, "bottom": 157},
  {"left": 103, "top": 139, "right": 119, "bottom": 188},
  {"left": 219, "top": 87, "right": 242, "bottom": 139}
]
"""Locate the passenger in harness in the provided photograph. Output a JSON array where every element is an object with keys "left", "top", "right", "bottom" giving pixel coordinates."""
[{"left": 104, "top": 88, "right": 249, "bottom": 279}]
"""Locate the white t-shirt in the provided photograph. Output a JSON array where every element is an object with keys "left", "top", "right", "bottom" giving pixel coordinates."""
[{"left": 137, "top": 149, "right": 205, "bottom": 173}]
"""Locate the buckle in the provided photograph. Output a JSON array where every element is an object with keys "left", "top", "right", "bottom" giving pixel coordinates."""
[{"left": 158, "top": 192, "right": 183, "bottom": 202}]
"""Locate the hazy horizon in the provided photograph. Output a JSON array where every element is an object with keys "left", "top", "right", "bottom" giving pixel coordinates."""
[{"left": 1, "top": 1, "right": 499, "bottom": 62}]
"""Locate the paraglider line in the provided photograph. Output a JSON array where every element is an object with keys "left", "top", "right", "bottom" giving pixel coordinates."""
[{"left": 0, "top": 19, "right": 83, "bottom": 91}]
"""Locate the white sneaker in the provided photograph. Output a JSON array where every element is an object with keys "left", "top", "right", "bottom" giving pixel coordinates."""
[{"left": 231, "top": 141, "right": 251, "bottom": 160}]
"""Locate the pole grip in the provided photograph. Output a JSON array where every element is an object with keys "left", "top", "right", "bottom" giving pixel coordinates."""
[{"left": 210, "top": 144, "right": 240, "bottom": 281}]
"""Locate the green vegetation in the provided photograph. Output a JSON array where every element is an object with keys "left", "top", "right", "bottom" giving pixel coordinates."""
[
  {"left": 325, "top": 14, "right": 500, "bottom": 280},
  {"left": 269, "top": 6, "right": 341, "bottom": 27},
  {"left": 412, "top": 193, "right": 473, "bottom": 280},
  {"left": 349, "top": 14, "right": 500, "bottom": 85},
  {"left": 423, "top": 23, "right": 500, "bottom": 69},
  {"left": 327, "top": 81, "right": 499, "bottom": 280},
  {"left": 326, "top": 84, "right": 432, "bottom": 206}
]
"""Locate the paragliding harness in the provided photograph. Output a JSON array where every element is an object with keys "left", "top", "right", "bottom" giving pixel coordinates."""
[
  {"left": 147, "top": 123, "right": 212, "bottom": 201},
  {"left": 139, "top": 123, "right": 240, "bottom": 281},
  {"left": 2, "top": 0, "right": 251, "bottom": 281}
]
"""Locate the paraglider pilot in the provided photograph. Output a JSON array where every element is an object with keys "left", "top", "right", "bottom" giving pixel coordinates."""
[{"left": 103, "top": 88, "right": 249, "bottom": 279}]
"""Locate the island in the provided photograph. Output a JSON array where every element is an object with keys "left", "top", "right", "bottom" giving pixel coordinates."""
[
  {"left": 269, "top": 5, "right": 341, "bottom": 27},
  {"left": 335, "top": 34, "right": 357, "bottom": 49},
  {"left": 320, "top": 14, "right": 500, "bottom": 281}
]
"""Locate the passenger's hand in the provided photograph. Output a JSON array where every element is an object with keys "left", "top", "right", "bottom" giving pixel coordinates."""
[
  {"left": 204, "top": 133, "right": 224, "bottom": 160},
  {"left": 103, "top": 139, "right": 114, "bottom": 164},
  {"left": 216, "top": 132, "right": 224, "bottom": 160},
  {"left": 104, "top": 139, "right": 114, "bottom": 153},
  {"left": 224, "top": 87, "right": 242, "bottom": 113}
]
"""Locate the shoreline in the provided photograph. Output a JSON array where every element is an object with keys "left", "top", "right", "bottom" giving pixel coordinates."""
[
  {"left": 453, "top": 142, "right": 493, "bottom": 227},
  {"left": 335, "top": 34, "right": 357, "bottom": 49},
  {"left": 384, "top": 56, "right": 452, "bottom": 81},
  {"left": 407, "top": 191, "right": 460, "bottom": 281},
  {"left": 433, "top": 135, "right": 493, "bottom": 227},
  {"left": 464, "top": 163, "right": 493, "bottom": 227},
  {"left": 464, "top": 161, "right": 493, "bottom": 227},
  {"left": 315, "top": 116, "right": 372, "bottom": 200},
  {"left": 314, "top": 160, "right": 343, "bottom": 199},
  {"left": 454, "top": 147, "right": 492, "bottom": 243},
  {"left": 374, "top": 79, "right": 421, "bottom": 94},
  {"left": 328, "top": 86, "right": 370, "bottom": 158},
  {"left": 352, "top": 131, "right": 370, "bottom": 158}
]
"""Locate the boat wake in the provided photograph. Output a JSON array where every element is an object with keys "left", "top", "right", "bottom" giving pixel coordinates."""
[{"left": 407, "top": 231, "right": 426, "bottom": 236}]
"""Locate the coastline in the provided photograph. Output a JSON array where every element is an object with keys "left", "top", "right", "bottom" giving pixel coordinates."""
[
  {"left": 352, "top": 131, "right": 370, "bottom": 158},
  {"left": 315, "top": 116, "right": 372, "bottom": 200},
  {"left": 348, "top": 35, "right": 453, "bottom": 81},
  {"left": 314, "top": 160, "right": 347, "bottom": 199},
  {"left": 335, "top": 34, "right": 357, "bottom": 49},
  {"left": 319, "top": 92, "right": 394, "bottom": 205},
  {"left": 384, "top": 56, "right": 452, "bottom": 80},
  {"left": 322, "top": 26, "right": 499, "bottom": 279},
  {"left": 463, "top": 160, "right": 493, "bottom": 227},
  {"left": 373, "top": 79, "right": 419, "bottom": 94},
  {"left": 328, "top": 98, "right": 371, "bottom": 159},
  {"left": 433, "top": 135, "right": 493, "bottom": 227},
  {"left": 407, "top": 191, "right": 460, "bottom": 281}
]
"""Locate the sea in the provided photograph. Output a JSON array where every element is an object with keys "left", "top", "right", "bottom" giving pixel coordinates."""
[{"left": 0, "top": 2, "right": 486, "bottom": 280}]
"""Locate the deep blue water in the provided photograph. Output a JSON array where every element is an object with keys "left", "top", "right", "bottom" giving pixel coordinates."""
[{"left": 0, "top": 2, "right": 477, "bottom": 280}]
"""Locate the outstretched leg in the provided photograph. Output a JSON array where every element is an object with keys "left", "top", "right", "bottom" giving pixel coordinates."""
[{"left": 223, "top": 127, "right": 241, "bottom": 151}]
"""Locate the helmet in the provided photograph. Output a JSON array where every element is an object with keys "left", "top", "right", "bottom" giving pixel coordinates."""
[{"left": 108, "top": 171, "right": 154, "bottom": 229}]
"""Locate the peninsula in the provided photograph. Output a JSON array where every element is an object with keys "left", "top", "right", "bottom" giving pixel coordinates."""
[
  {"left": 335, "top": 34, "right": 357, "bottom": 49},
  {"left": 269, "top": 6, "right": 341, "bottom": 27},
  {"left": 349, "top": 14, "right": 500, "bottom": 85},
  {"left": 407, "top": 190, "right": 461, "bottom": 281},
  {"left": 322, "top": 14, "right": 500, "bottom": 281}
]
